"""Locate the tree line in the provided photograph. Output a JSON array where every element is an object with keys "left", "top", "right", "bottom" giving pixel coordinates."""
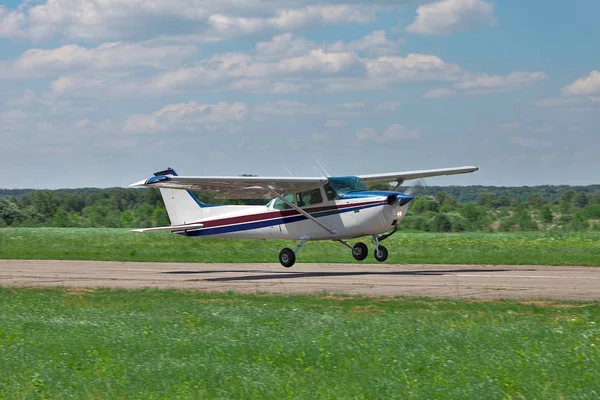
[{"left": 1, "top": 185, "right": 599, "bottom": 232}]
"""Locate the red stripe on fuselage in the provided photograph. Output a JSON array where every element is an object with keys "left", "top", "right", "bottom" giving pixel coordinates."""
[{"left": 186, "top": 199, "right": 386, "bottom": 229}]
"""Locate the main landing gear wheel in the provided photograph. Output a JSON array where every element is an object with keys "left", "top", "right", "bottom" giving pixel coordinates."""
[
  {"left": 352, "top": 242, "right": 368, "bottom": 261},
  {"left": 279, "top": 248, "right": 296, "bottom": 268},
  {"left": 374, "top": 245, "right": 388, "bottom": 262}
]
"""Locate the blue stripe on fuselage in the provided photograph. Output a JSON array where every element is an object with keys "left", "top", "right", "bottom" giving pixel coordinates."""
[{"left": 179, "top": 201, "right": 386, "bottom": 237}]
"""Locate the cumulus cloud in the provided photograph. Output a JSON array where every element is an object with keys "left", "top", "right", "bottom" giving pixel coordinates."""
[
  {"left": 406, "top": 0, "right": 495, "bottom": 36},
  {"left": 424, "top": 71, "right": 546, "bottom": 98},
  {"left": 454, "top": 71, "right": 547, "bottom": 93},
  {"left": 0, "top": 1, "right": 375, "bottom": 42},
  {"left": 366, "top": 54, "right": 464, "bottom": 82},
  {"left": 327, "top": 30, "right": 404, "bottom": 56},
  {"left": 534, "top": 71, "right": 600, "bottom": 108},
  {"left": 0, "top": 42, "right": 197, "bottom": 79},
  {"left": 562, "top": 71, "right": 600, "bottom": 96},
  {"left": 124, "top": 101, "right": 248, "bottom": 133}
]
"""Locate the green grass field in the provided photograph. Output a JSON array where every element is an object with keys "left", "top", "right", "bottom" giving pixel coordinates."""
[
  {"left": 1, "top": 228, "right": 599, "bottom": 266},
  {"left": 0, "top": 288, "right": 598, "bottom": 399}
]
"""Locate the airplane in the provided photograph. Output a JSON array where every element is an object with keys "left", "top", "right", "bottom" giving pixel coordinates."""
[{"left": 130, "top": 165, "right": 478, "bottom": 267}]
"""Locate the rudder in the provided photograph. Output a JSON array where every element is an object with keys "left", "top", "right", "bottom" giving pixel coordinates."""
[{"left": 153, "top": 168, "right": 210, "bottom": 225}]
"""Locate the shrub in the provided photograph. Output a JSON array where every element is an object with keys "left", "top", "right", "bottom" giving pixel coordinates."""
[{"left": 430, "top": 213, "right": 452, "bottom": 232}]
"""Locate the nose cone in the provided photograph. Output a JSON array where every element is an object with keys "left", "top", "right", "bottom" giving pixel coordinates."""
[
  {"left": 386, "top": 193, "right": 414, "bottom": 206},
  {"left": 398, "top": 193, "right": 414, "bottom": 206}
]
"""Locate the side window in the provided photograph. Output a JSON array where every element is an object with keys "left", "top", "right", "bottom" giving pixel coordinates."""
[
  {"left": 296, "top": 188, "right": 323, "bottom": 207},
  {"left": 323, "top": 184, "right": 336, "bottom": 201},
  {"left": 273, "top": 194, "right": 294, "bottom": 210}
]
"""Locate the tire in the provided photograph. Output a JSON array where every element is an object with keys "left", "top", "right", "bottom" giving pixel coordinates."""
[
  {"left": 374, "top": 245, "right": 388, "bottom": 262},
  {"left": 279, "top": 248, "right": 296, "bottom": 268},
  {"left": 352, "top": 242, "right": 368, "bottom": 261}
]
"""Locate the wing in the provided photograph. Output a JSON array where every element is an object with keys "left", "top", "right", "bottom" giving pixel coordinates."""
[
  {"left": 130, "top": 175, "right": 328, "bottom": 199},
  {"left": 358, "top": 166, "right": 478, "bottom": 185}
]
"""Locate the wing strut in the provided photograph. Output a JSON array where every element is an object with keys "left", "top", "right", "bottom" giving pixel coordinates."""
[{"left": 269, "top": 190, "right": 336, "bottom": 235}]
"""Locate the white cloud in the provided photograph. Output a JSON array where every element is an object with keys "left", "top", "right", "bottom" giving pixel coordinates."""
[
  {"left": 406, "top": 0, "right": 495, "bottom": 36},
  {"left": 423, "top": 87, "right": 456, "bottom": 98},
  {"left": 327, "top": 30, "right": 404, "bottom": 56},
  {"left": 50, "top": 76, "right": 105, "bottom": 96},
  {"left": 454, "top": 71, "right": 547, "bottom": 94},
  {"left": 356, "top": 124, "right": 420, "bottom": 143},
  {"left": 562, "top": 71, "right": 600, "bottom": 96},
  {"left": 366, "top": 54, "right": 464, "bottom": 83},
  {"left": 0, "top": 1, "right": 374, "bottom": 42},
  {"left": 0, "top": 42, "right": 197, "bottom": 80},
  {"left": 255, "top": 33, "right": 315, "bottom": 60},
  {"left": 533, "top": 71, "right": 600, "bottom": 108},
  {"left": 279, "top": 49, "right": 360, "bottom": 74},
  {"left": 150, "top": 46, "right": 362, "bottom": 93},
  {"left": 253, "top": 100, "right": 327, "bottom": 119},
  {"left": 270, "top": 82, "right": 310, "bottom": 93},
  {"left": 124, "top": 101, "right": 247, "bottom": 133}
]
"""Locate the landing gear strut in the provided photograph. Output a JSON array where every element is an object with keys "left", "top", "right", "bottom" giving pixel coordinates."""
[{"left": 373, "top": 235, "right": 388, "bottom": 262}]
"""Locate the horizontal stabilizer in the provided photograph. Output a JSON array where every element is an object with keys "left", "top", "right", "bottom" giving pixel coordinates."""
[{"left": 131, "top": 223, "right": 204, "bottom": 233}]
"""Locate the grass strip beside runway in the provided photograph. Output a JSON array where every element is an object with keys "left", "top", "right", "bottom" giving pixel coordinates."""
[
  {"left": 0, "top": 288, "right": 598, "bottom": 399},
  {"left": 1, "top": 228, "right": 599, "bottom": 266}
]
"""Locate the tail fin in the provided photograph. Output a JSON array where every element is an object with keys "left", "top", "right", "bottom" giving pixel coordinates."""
[{"left": 153, "top": 168, "right": 214, "bottom": 225}]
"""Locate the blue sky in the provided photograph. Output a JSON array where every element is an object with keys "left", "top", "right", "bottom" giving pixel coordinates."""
[{"left": 1, "top": 0, "right": 599, "bottom": 188}]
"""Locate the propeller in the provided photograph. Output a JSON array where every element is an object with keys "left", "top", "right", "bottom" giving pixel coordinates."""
[
  {"left": 385, "top": 176, "right": 426, "bottom": 207},
  {"left": 402, "top": 176, "right": 427, "bottom": 197}
]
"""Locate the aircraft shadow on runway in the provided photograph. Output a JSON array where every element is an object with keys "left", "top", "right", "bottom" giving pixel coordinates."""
[{"left": 161, "top": 268, "right": 516, "bottom": 282}]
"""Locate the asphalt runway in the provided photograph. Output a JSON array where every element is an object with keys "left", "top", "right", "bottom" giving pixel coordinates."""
[{"left": 1, "top": 260, "right": 599, "bottom": 300}]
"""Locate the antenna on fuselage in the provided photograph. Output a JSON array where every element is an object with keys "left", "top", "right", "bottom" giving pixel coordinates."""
[
  {"left": 284, "top": 166, "right": 295, "bottom": 177},
  {"left": 315, "top": 160, "right": 330, "bottom": 177},
  {"left": 313, "top": 165, "right": 325, "bottom": 178}
]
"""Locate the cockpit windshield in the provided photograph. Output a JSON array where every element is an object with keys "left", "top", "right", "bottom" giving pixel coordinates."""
[{"left": 327, "top": 176, "right": 368, "bottom": 197}]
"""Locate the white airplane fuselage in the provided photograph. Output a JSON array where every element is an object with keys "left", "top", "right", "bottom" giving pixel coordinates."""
[{"left": 175, "top": 192, "right": 409, "bottom": 241}]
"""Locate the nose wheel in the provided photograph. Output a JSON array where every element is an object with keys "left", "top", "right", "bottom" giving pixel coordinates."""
[{"left": 374, "top": 245, "right": 388, "bottom": 262}]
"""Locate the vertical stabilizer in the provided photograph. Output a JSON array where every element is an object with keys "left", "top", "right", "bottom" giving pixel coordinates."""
[{"left": 153, "top": 168, "right": 210, "bottom": 225}]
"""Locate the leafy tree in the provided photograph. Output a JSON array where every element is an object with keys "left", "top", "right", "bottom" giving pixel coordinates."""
[
  {"left": 559, "top": 190, "right": 576, "bottom": 213},
  {"left": 460, "top": 203, "right": 486, "bottom": 229},
  {"left": 539, "top": 205, "right": 553, "bottom": 224},
  {"left": 152, "top": 206, "right": 170, "bottom": 227},
  {"left": 527, "top": 193, "right": 544, "bottom": 207},
  {"left": 574, "top": 192, "right": 589, "bottom": 208},
  {"left": 477, "top": 192, "right": 497, "bottom": 208},
  {"left": 446, "top": 213, "right": 469, "bottom": 232},
  {"left": 572, "top": 213, "right": 589, "bottom": 230},
  {"left": 582, "top": 204, "right": 600, "bottom": 219},
  {"left": 0, "top": 198, "right": 22, "bottom": 226},
  {"left": 429, "top": 214, "right": 452, "bottom": 232},
  {"left": 52, "top": 208, "right": 71, "bottom": 227},
  {"left": 496, "top": 195, "right": 513, "bottom": 208},
  {"left": 511, "top": 205, "right": 538, "bottom": 231},
  {"left": 29, "top": 190, "right": 59, "bottom": 222},
  {"left": 411, "top": 196, "right": 439, "bottom": 213},
  {"left": 19, "top": 206, "right": 45, "bottom": 226}
]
